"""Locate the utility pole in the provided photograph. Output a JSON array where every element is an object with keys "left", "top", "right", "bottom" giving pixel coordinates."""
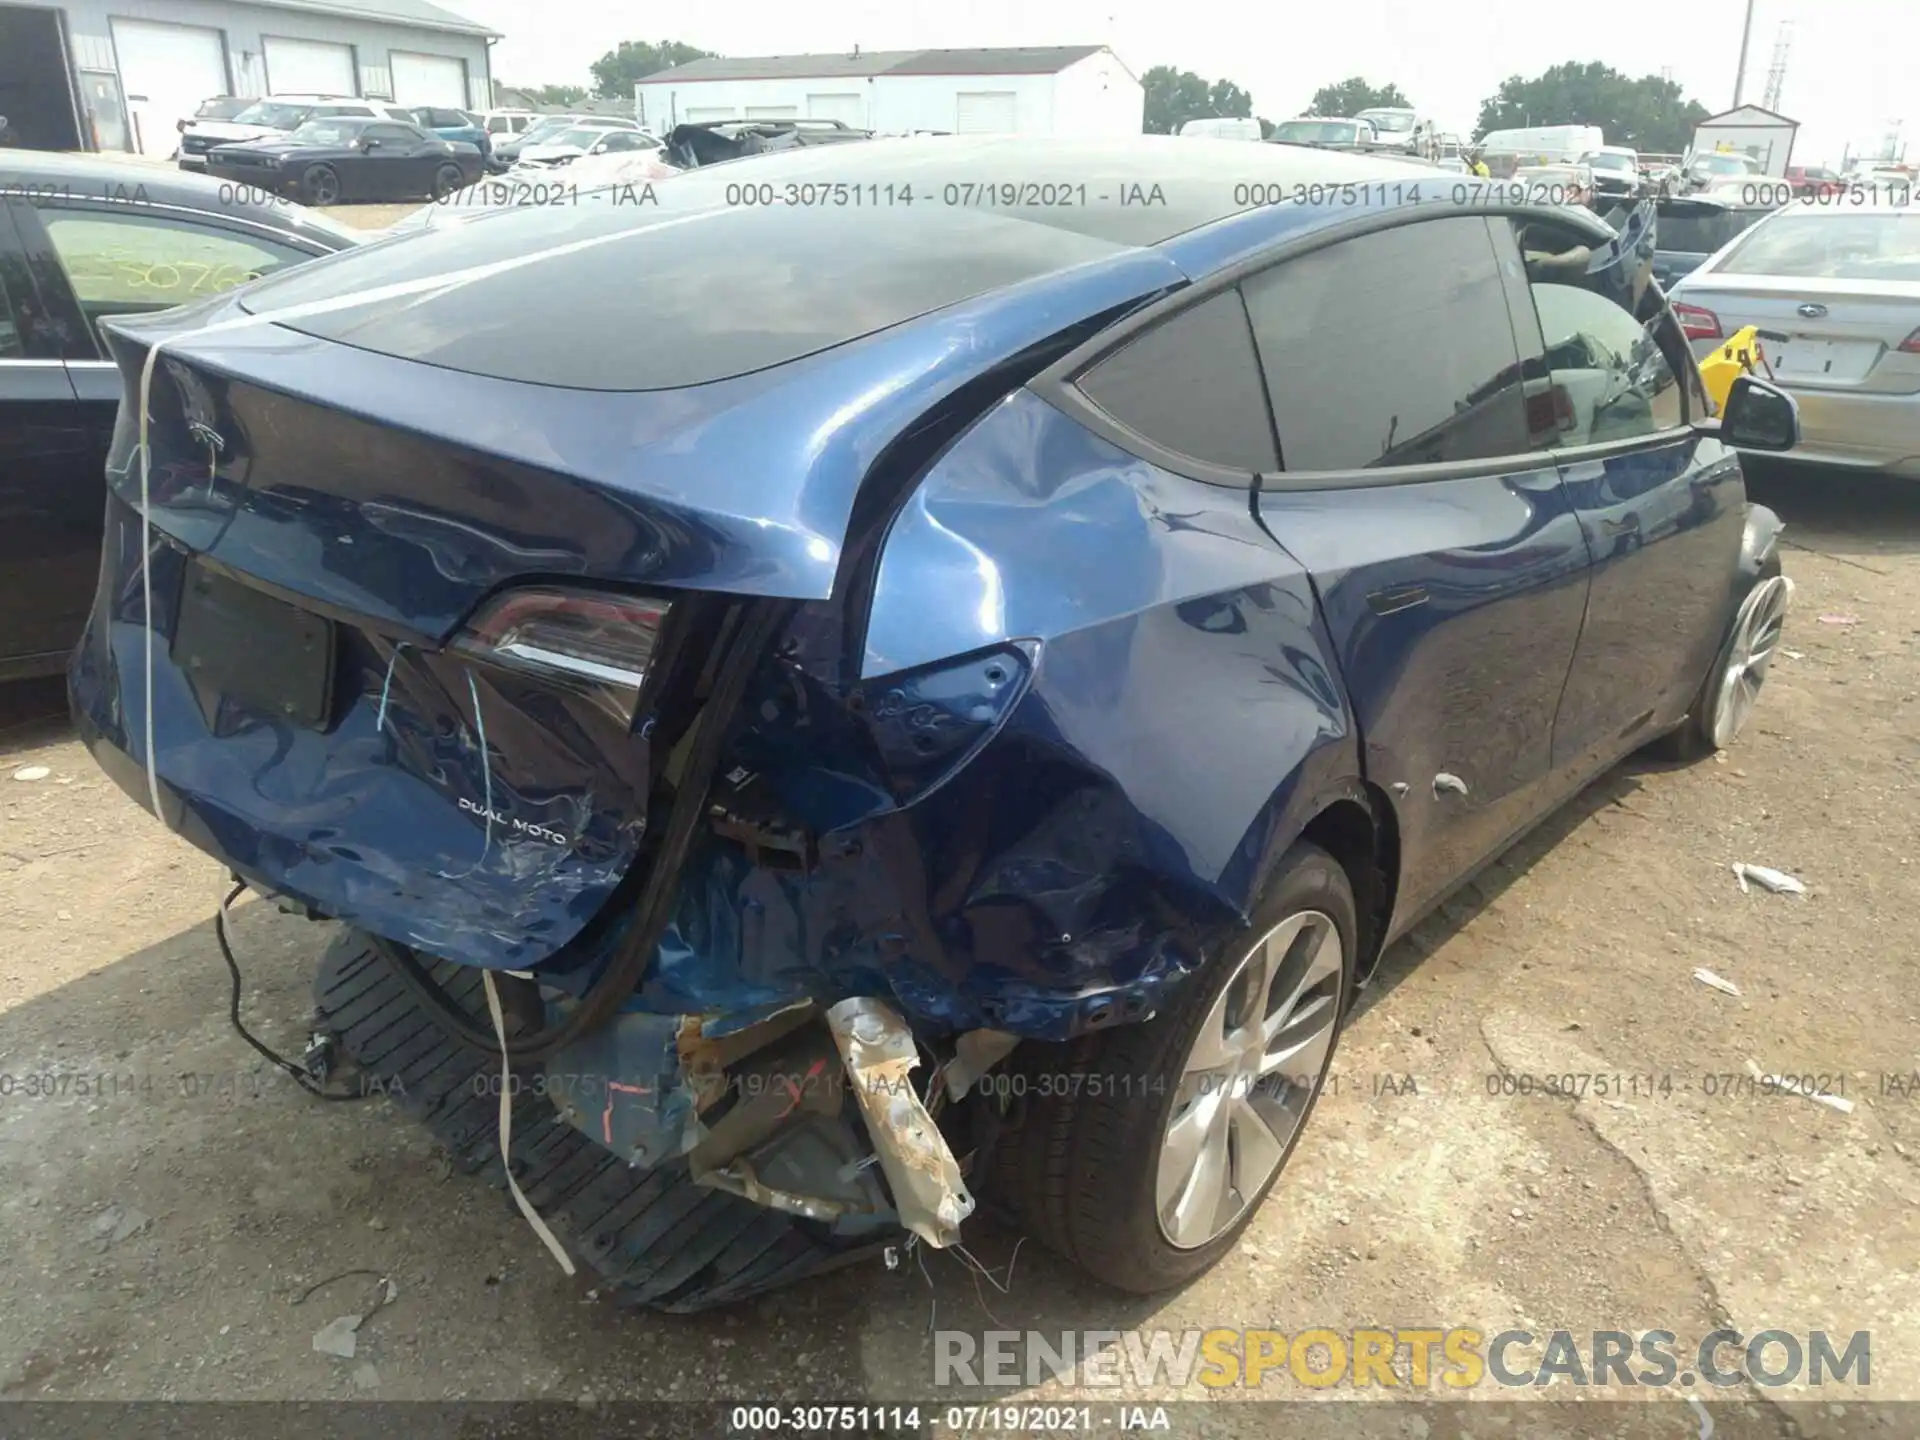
[{"left": 1732, "top": 0, "right": 1758, "bottom": 107}]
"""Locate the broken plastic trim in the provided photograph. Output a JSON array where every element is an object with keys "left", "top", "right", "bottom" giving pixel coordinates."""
[{"left": 825, "top": 997, "right": 975, "bottom": 1248}]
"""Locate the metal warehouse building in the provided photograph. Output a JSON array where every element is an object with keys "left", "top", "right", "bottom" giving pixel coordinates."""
[
  {"left": 633, "top": 45, "right": 1143, "bottom": 137},
  {"left": 0, "top": 0, "right": 495, "bottom": 157}
]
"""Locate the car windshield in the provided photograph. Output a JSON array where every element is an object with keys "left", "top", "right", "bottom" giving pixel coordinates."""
[
  {"left": 1588, "top": 152, "right": 1635, "bottom": 172},
  {"left": 232, "top": 101, "right": 311, "bottom": 129},
  {"left": 1274, "top": 121, "right": 1358, "bottom": 145},
  {"left": 197, "top": 98, "right": 251, "bottom": 120},
  {"left": 1719, "top": 213, "right": 1920, "bottom": 280},
  {"left": 1362, "top": 112, "right": 1414, "bottom": 132},
  {"left": 517, "top": 118, "right": 576, "bottom": 142},
  {"left": 1698, "top": 155, "right": 1754, "bottom": 175},
  {"left": 551, "top": 128, "right": 606, "bottom": 148},
  {"left": 288, "top": 120, "right": 362, "bottom": 146}
]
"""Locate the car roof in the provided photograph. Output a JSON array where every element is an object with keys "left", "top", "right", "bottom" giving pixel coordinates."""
[
  {"left": 231, "top": 135, "right": 1449, "bottom": 393},
  {"left": 0, "top": 149, "right": 368, "bottom": 249}
]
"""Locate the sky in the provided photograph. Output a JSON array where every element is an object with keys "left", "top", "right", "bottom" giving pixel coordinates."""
[{"left": 452, "top": 0, "right": 1915, "bottom": 168}]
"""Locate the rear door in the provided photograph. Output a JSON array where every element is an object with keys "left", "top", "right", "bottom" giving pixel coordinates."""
[
  {"left": 0, "top": 199, "right": 92, "bottom": 675},
  {"left": 1244, "top": 213, "right": 1592, "bottom": 928},
  {"left": 1498, "top": 211, "right": 1744, "bottom": 768}
]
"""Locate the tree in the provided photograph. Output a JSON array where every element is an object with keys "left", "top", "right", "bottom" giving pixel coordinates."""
[
  {"left": 519, "top": 83, "right": 587, "bottom": 107},
  {"left": 1306, "top": 77, "right": 1410, "bottom": 118},
  {"left": 589, "top": 40, "right": 715, "bottom": 100},
  {"left": 1141, "top": 65, "right": 1256, "bottom": 134},
  {"left": 1475, "top": 62, "right": 1708, "bottom": 153}
]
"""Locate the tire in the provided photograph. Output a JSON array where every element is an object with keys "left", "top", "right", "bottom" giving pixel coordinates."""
[
  {"left": 300, "top": 164, "right": 341, "bottom": 206},
  {"left": 1645, "top": 553, "right": 1788, "bottom": 763},
  {"left": 432, "top": 163, "right": 465, "bottom": 201},
  {"left": 990, "top": 842, "right": 1357, "bottom": 1294}
]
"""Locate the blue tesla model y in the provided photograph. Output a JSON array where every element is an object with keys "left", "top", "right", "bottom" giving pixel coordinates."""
[{"left": 71, "top": 137, "right": 1799, "bottom": 1309}]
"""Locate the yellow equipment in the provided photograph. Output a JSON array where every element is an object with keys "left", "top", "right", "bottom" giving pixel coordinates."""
[{"left": 1698, "top": 324, "right": 1767, "bottom": 412}]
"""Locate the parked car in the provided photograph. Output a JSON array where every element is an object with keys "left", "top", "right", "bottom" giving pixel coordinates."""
[
  {"left": 0, "top": 148, "right": 360, "bottom": 682},
  {"left": 184, "top": 96, "right": 256, "bottom": 128},
  {"left": 1268, "top": 117, "right": 1378, "bottom": 152},
  {"left": 1785, "top": 164, "right": 1844, "bottom": 199},
  {"left": 68, "top": 136, "right": 1797, "bottom": 1312},
  {"left": 489, "top": 113, "right": 643, "bottom": 172},
  {"left": 513, "top": 124, "right": 659, "bottom": 169},
  {"left": 1682, "top": 151, "right": 1760, "bottom": 193},
  {"left": 410, "top": 106, "right": 491, "bottom": 159},
  {"left": 1177, "top": 117, "right": 1264, "bottom": 141},
  {"left": 1479, "top": 124, "right": 1607, "bottom": 175},
  {"left": 177, "top": 95, "right": 415, "bottom": 172},
  {"left": 206, "top": 116, "right": 485, "bottom": 205},
  {"left": 661, "top": 118, "right": 871, "bottom": 168},
  {"left": 1614, "top": 195, "right": 1775, "bottom": 288},
  {"left": 482, "top": 109, "right": 541, "bottom": 140},
  {"left": 1354, "top": 106, "right": 1435, "bottom": 157},
  {"left": 1671, "top": 205, "right": 1920, "bottom": 474},
  {"left": 1581, "top": 145, "right": 1641, "bottom": 201}
]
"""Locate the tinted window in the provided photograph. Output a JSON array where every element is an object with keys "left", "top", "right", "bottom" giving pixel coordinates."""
[
  {"left": 1506, "top": 216, "right": 1683, "bottom": 446},
  {"left": 1076, "top": 290, "right": 1278, "bottom": 474},
  {"left": 1242, "top": 216, "right": 1533, "bottom": 471},
  {"left": 0, "top": 249, "right": 27, "bottom": 357},
  {"left": 318, "top": 105, "right": 375, "bottom": 118},
  {"left": 38, "top": 207, "right": 312, "bottom": 338}
]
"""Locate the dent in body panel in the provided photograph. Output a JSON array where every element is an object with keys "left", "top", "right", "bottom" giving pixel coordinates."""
[
  {"left": 594, "top": 387, "right": 1362, "bottom": 1040},
  {"left": 1255, "top": 466, "right": 1592, "bottom": 931}
]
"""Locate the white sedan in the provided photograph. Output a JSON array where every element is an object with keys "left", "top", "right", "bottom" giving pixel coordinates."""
[
  {"left": 1671, "top": 202, "right": 1920, "bottom": 475},
  {"left": 515, "top": 125, "right": 661, "bottom": 169}
]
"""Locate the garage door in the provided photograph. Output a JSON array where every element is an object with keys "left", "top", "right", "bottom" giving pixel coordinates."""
[
  {"left": 263, "top": 36, "right": 355, "bottom": 97},
  {"left": 390, "top": 51, "right": 465, "bottom": 108},
  {"left": 955, "top": 91, "right": 1018, "bottom": 134},
  {"left": 683, "top": 106, "right": 737, "bottom": 122},
  {"left": 110, "top": 18, "right": 228, "bottom": 156},
  {"left": 806, "top": 93, "right": 863, "bottom": 126}
]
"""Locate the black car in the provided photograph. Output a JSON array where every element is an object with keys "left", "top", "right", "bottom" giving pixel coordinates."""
[
  {"left": 662, "top": 118, "right": 872, "bottom": 169},
  {"left": 207, "top": 117, "right": 484, "bottom": 205},
  {"left": 1600, "top": 196, "right": 1775, "bottom": 288},
  {"left": 0, "top": 150, "right": 361, "bottom": 680}
]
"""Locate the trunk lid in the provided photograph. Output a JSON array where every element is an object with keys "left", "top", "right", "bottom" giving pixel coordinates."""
[{"left": 1676, "top": 274, "right": 1920, "bottom": 393}]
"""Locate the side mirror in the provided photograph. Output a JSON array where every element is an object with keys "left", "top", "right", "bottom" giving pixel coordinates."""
[
  {"left": 591, "top": 142, "right": 607, "bottom": 154},
  {"left": 360, "top": 137, "right": 379, "bottom": 152},
  {"left": 1720, "top": 374, "right": 1799, "bottom": 451}
]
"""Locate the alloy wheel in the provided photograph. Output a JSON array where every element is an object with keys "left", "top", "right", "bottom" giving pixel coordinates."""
[
  {"left": 306, "top": 166, "right": 340, "bottom": 206},
  {"left": 1709, "top": 574, "right": 1793, "bottom": 749},
  {"left": 1154, "top": 910, "right": 1344, "bottom": 1249}
]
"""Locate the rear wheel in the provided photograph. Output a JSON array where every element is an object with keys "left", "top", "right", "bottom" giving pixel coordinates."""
[
  {"left": 991, "top": 843, "right": 1356, "bottom": 1293},
  {"left": 300, "top": 164, "right": 341, "bottom": 206},
  {"left": 1647, "top": 556, "right": 1790, "bottom": 762},
  {"left": 432, "top": 163, "right": 465, "bottom": 200}
]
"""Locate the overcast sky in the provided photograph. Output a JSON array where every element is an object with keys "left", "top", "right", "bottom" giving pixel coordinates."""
[{"left": 457, "top": 0, "right": 1912, "bottom": 167}]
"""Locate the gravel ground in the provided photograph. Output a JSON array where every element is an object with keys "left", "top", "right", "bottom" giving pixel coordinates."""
[{"left": 0, "top": 464, "right": 1915, "bottom": 1437}]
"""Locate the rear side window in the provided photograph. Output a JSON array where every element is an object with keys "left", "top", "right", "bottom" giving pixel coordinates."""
[
  {"left": 1505, "top": 215, "right": 1684, "bottom": 446},
  {"left": 1242, "top": 216, "right": 1533, "bottom": 472},
  {"left": 1075, "top": 289, "right": 1278, "bottom": 475}
]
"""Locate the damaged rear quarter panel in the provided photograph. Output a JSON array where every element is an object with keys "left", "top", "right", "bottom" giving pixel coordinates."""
[{"left": 632, "top": 390, "right": 1362, "bottom": 1041}]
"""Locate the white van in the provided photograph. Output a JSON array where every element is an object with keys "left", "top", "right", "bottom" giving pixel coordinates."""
[
  {"left": 1478, "top": 124, "right": 1606, "bottom": 173},
  {"left": 1177, "top": 116, "right": 1264, "bottom": 142}
]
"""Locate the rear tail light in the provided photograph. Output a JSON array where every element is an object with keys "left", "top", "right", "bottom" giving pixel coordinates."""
[
  {"left": 1673, "top": 302, "right": 1722, "bottom": 340},
  {"left": 456, "top": 586, "right": 669, "bottom": 716},
  {"left": 1899, "top": 327, "right": 1920, "bottom": 354}
]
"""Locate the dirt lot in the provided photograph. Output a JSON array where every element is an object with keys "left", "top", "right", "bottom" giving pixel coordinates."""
[{"left": 1, "top": 465, "right": 1915, "bottom": 1435}]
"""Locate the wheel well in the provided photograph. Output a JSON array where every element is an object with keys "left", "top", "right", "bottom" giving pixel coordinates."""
[{"left": 1300, "top": 789, "right": 1398, "bottom": 976}]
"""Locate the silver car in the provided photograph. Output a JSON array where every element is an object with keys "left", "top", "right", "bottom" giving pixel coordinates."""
[{"left": 1671, "top": 204, "right": 1920, "bottom": 476}]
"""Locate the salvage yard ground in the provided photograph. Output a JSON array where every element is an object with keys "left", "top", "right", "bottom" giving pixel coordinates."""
[{"left": 1, "top": 465, "right": 1916, "bottom": 1436}]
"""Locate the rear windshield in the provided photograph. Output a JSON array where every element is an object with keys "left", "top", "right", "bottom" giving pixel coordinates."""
[
  {"left": 1653, "top": 206, "right": 1768, "bottom": 255},
  {"left": 1273, "top": 121, "right": 1359, "bottom": 145},
  {"left": 1718, "top": 212, "right": 1920, "bottom": 280}
]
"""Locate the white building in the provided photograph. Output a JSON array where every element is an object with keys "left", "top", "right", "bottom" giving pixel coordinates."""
[
  {"left": 633, "top": 45, "right": 1142, "bottom": 137},
  {"left": 1690, "top": 104, "right": 1798, "bottom": 177},
  {"left": 0, "top": 0, "right": 495, "bottom": 156}
]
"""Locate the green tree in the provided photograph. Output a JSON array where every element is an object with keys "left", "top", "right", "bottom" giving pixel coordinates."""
[
  {"left": 1474, "top": 62, "right": 1708, "bottom": 152},
  {"left": 527, "top": 83, "right": 587, "bottom": 106},
  {"left": 1208, "top": 79, "right": 1253, "bottom": 120},
  {"left": 1306, "top": 77, "right": 1410, "bottom": 118},
  {"left": 1142, "top": 66, "right": 1211, "bottom": 133},
  {"left": 589, "top": 40, "right": 715, "bottom": 99}
]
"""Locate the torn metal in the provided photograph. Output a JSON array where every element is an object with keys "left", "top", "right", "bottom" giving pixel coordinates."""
[{"left": 826, "top": 996, "right": 975, "bottom": 1248}]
